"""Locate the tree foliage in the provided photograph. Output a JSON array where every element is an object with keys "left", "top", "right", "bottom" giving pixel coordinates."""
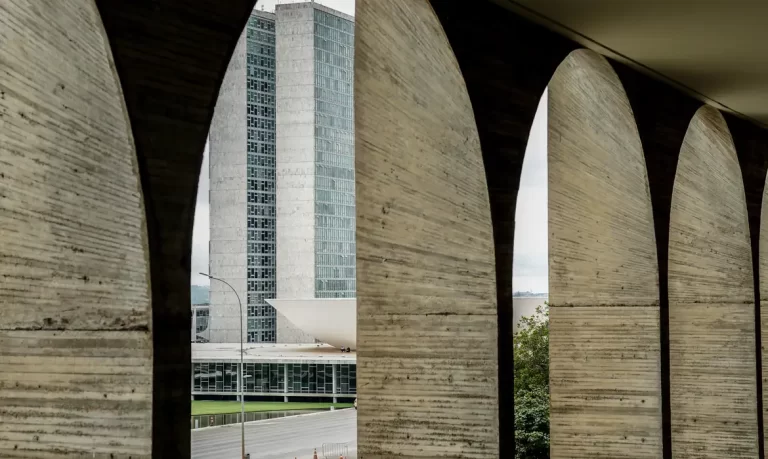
[{"left": 514, "top": 305, "right": 549, "bottom": 459}]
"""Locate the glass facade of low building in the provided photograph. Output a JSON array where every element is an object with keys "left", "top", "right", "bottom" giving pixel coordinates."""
[
  {"left": 245, "top": 12, "right": 277, "bottom": 343},
  {"left": 192, "top": 306, "right": 210, "bottom": 343},
  {"left": 313, "top": 8, "right": 356, "bottom": 299},
  {"left": 192, "top": 361, "right": 356, "bottom": 396}
]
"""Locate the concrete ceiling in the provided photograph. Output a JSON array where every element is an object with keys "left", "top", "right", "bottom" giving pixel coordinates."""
[{"left": 498, "top": 0, "right": 768, "bottom": 126}]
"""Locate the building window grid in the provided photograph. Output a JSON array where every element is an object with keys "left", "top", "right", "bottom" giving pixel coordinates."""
[
  {"left": 337, "top": 364, "right": 357, "bottom": 394},
  {"left": 192, "top": 362, "right": 239, "bottom": 393},
  {"left": 242, "top": 363, "right": 284, "bottom": 393},
  {"left": 246, "top": 13, "right": 277, "bottom": 342},
  {"left": 286, "top": 363, "right": 335, "bottom": 394},
  {"left": 193, "top": 362, "right": 356, "bottom": 394},
  {"left": 313, "top": 10, "right": 356, "bottom": 300}
]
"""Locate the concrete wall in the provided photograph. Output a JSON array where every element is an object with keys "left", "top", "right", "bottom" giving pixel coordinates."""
[
  {"left": 548, "top": 50, "right": 662, "bottom": 458},
  {"left": 0, "top": 0, "right": 152, "bottom": 456},
  {"left": 209, "top": 27, "right": 249, "bottom": 344},
  {"left": 276, "top": 3, "right": 317, "bottom": 344},
  {"left": 356, "top": 1, "right": 499, "bottom": 456},
  {"left": 669, "top": 106, "right": 759, "bottom": 458}
]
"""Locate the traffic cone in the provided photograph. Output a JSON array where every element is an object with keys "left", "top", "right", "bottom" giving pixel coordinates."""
[{"left": 313, "top": 448, "right": 318, "bottom": 459}]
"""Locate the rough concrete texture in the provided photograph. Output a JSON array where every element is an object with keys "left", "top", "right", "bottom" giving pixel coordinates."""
[
  {"left": 275, "top": 3, "right": 317, "bottom": 344},
  {"left": 762, "top": 161, "right": 768, "bottom": 454},
  {"left": 95, "top": 0, "right": 257, "bottom": 454},
  {"left": 428, "top": 4, "right": 576, "bottom": 452},
  {"left": 0, "top": 0, "right": 151, "bottom": 456},
  {"left": 209, "top": 26, "right": 249, "bottom": 344},
  {"left": 669, "top": 106, "right": 759, "bottom": 458},
  {"left": 548, "top": 50, "right": 662, "bottom": 458},
  {"left": 355, "top": 0, "right": 499, "bottom": 457}
]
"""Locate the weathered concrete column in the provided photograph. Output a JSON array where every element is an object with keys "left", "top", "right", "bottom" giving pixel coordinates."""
[
  {"left": 0, "top": 1, "right": 152, "bottom": 456},
  {"left": 669, "top": 106, "right": 759, "bottom": 458},
  {"left": 548, "top": 50, "right": 662, "bottom": 458},
  {"left": 356, "top": 0, "right": 498, "bottom": 457}
]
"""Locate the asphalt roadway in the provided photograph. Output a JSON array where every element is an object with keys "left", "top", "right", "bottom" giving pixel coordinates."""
[{"left": 191, "top": 409, "right": 357, "bottom": 459}]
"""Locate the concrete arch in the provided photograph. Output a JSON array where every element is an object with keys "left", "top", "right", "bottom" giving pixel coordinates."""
[
  {"left": 0, "top": 0, "right": 151, "bottom": 457},
  {"left": 548, "top": 49, "right": 662, "bottom": 458},
  {"left": 669, "top": 106, "right": 758, "bottom": 458},
  {"left": 356, "top": 0, "right": 498, "bottom": 457},
  {"left": 761, "top": 159, "right": 768, "bottom": 454}
]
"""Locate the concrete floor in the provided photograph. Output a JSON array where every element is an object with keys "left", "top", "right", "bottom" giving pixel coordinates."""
[{"left": 191, "top": 409, "right": 357, "bottom": 459}]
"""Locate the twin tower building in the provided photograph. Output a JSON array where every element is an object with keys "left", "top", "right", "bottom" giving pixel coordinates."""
[{"left": 208, "top": 3, "right": 355, "bottom": 344}]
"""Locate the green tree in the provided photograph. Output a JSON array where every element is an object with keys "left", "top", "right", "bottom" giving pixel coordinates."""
[
  {"left": 514, "top": 305, "right": 549, "bottom": 459},
  {"left": 515, "top": 386, "right": 550, "bottom": 459}
]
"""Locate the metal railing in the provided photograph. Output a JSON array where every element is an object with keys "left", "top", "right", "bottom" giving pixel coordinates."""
[{"left": 322, "top": 442, "right": 349, "bottom": 458}]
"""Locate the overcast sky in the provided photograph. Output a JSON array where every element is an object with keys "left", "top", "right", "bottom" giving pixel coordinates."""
[
  {"left": 191, "top": 0, "right": 548, "bottom": 293},
  {"left": 513, "top": 91, "right": 548, "bottom": 294}
]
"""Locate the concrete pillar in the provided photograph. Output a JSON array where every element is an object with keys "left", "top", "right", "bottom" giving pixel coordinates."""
[
  {"left": 669, "top": 106, "right": 758, "bottom": 457},
  {"left": 0, "top": 1, "right": 152, "bottom": 456},
  {"left": 332, "top": 363, "right": 338, "bottom": 402},
  {"left": 283, "top": 363, "right": 289, "bottom": 403},
  {"left": 548, "top": 49, "right": 662, "bottom": 458},
  {"left": 356, "top": 0, "right": 498, "bottom": 456}
]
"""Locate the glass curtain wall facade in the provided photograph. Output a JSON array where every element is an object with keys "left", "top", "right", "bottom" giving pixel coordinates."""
[
  {"left": 192, "top": 361, "right": 357, "bottom": 395},
  {"left": 313, "top": 9, "right": 356, "bottom": 299},
  {"left": 246, "top": 13, "right": 277, "bottom": 342}
]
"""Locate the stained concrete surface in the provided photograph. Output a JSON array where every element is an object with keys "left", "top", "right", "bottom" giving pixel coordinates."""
[
  {"left": 355, "top": 0, "right": 499, "bottom": 456},
  {"left": 548, "top": 50, "right": 662, "bottom": 458},
  {"left": 191, "top": 409, "right": 357, "bottom": 459},
  {"left": 669, "top": 106, "right": 758, "bottom": 458}
]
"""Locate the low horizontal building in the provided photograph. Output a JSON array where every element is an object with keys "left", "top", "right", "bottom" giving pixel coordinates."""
[{"left": 191, "top": 342, "right": 356, "bottom": 402}]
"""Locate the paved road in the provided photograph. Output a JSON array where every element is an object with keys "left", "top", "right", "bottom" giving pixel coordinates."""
[{"left": 192, "top": 409, "right": 357, "bottom": 459}]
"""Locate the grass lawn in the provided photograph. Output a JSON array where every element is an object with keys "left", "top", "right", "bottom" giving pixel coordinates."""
[{"left": 191, "top": 400, "right": 353, "bottom": 416}]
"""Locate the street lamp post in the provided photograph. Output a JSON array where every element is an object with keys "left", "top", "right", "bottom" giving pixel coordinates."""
[{"left": 201, "top": 272, "right": 245, "bottom": 459}]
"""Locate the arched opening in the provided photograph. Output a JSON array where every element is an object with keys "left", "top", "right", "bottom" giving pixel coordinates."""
[
  {"left": 512, "top": 89, "right": 550, "bottom": 457},
  {"left": 190, "top": 1, "right": 358, "bottom": 457}
]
